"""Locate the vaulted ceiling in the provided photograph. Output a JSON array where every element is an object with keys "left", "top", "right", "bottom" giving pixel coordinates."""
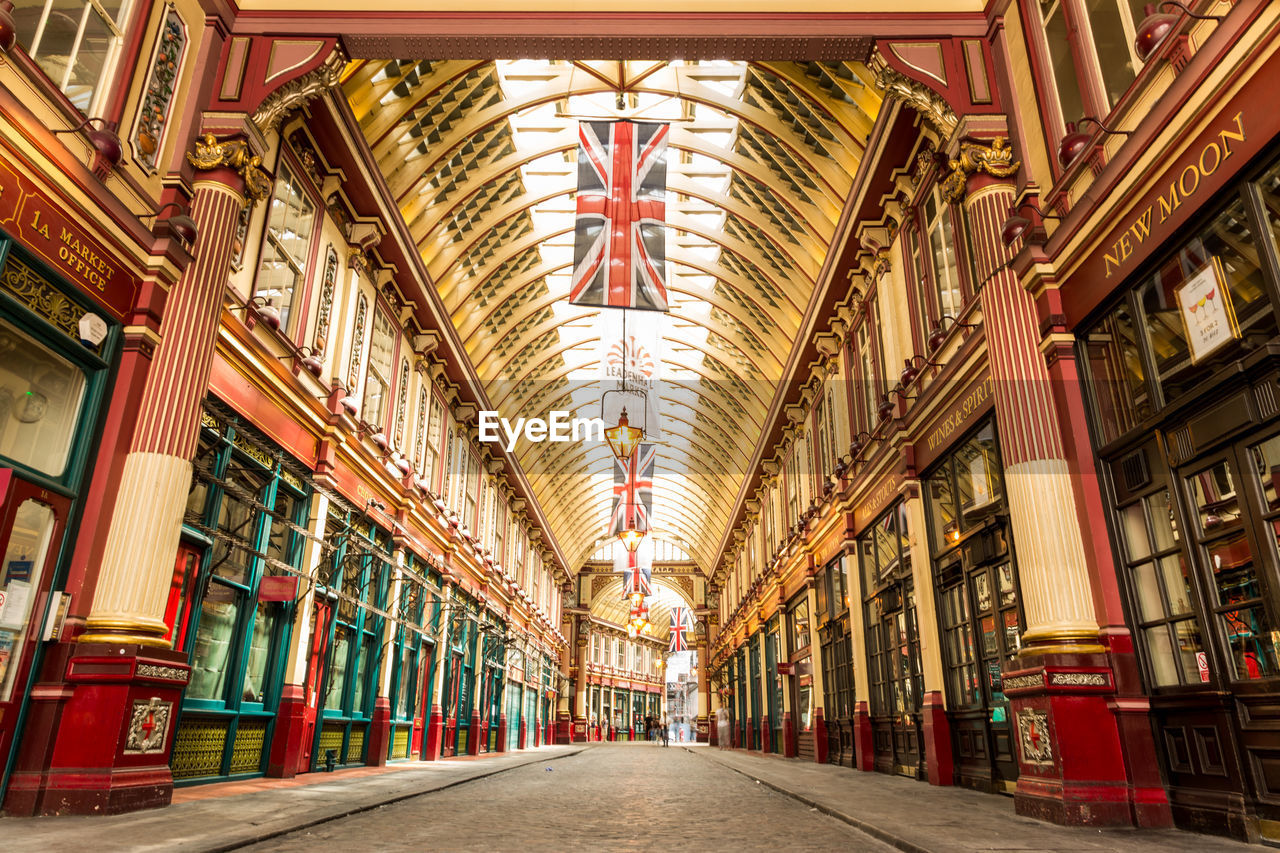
[{"left": 343, "top": 59, "right": 882, "bottom": 574}]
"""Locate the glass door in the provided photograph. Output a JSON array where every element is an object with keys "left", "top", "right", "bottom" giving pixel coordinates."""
[{"left": 0, "top": 475, "right": 71, "bottom": 789}]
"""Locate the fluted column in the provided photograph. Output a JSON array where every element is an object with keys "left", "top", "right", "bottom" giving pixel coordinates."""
[
  {"left": 953, "top": 146, "right": 1098, "bottom": 650},
  {"left": 82, "top": 134, "right": 270, "bottom": 646}
]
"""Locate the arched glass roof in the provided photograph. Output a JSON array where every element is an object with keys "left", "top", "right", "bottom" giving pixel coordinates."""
[{"left": 344, "top": 59, "right": 882, "bottom": 574}]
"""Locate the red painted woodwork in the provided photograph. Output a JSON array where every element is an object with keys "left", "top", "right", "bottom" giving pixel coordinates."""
[
  {"left": 496, "top": 712, "right": 508, "bottom": 752},
  {"left": 5, "top": 645, "right": 189, "bottom": 816},
  {"left": 760, "top": 716, "right": 771, "bottom": 754},
  {"left": 299, "top": 600, "right": 332, "bottom": 773},
  {"left": 467, "top": 710, "right": 482, "bottom": 755},
  {"left": 267, "top": 685, "right": 307, "bottom": 778},
  {"left": 423, "top": 705, "right": 444, "bottom": 761},
  {"left": 853, "top": 701, "right": 874, "bottom": 771},
  {"left": 813, "top": 708, "right": 828, "bottom": 764},
  {"left": 782, "top": 711, "right": 797, "bottom": 757},
  {"left": 921, "top": 691, "right": 953, "bottom": 786},
  {"left": 367, "top": 697, "right": 391, "bottom": 767}
]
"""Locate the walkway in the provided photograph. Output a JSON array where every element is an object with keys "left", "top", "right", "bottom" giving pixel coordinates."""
[{"left": 0, "top": 743, "right": 1260, "bottom": 851}]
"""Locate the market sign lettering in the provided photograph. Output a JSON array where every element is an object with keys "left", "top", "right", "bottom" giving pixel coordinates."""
[
  {"left": 926, "top": 375, "right": 993, "bottom": 453},
  {"left": 1104, "top": 112, "right": 1245, "bottom": 279},
  {"left": 854, "top": 471, "right": 902, "bottom": 533}
]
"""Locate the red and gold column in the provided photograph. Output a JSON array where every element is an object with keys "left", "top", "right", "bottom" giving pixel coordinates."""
[
  {"left": 950, "top": 139, "right": 1168, "bottom": 827},
  {"left": 26, "top": 134, "right": 270, "bottom": 815}
]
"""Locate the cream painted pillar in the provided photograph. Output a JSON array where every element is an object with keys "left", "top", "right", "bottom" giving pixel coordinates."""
[
  {"left": 961, "top": 170, "right": 1099, "bottom": 648},
  {"left": 284, "top": 492, "right": 331, "bottom": 685},
  {"left": 83, "top": 142, "right": 269, "bottom": 645},
  {"left": 379, "top": 548, "right": 405, "bottom": 700}
]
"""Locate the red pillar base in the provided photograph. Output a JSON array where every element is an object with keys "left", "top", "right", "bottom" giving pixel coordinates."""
[
  {"left": 853, "top": 701, "right": 874, "bottom": 771},
  {"left": 555, "top": 712, "right": 574, "bottom": 744},
  {"left": 783, "top": 711, "right": 797, "bottom": 757},
  {"left": 367, "top": 698, "right": 391, "bottom": 766},
  {"left": 467, "top": 710, "right": 482, "bottom": 756},
  {"left": 921, "top": 691, "right": 953, "bottom": 786},
  {"left": 518, "top": 723, "right": 527, "bottom": 750},
  {"left": 423, "top": 706, "right": 444, "bottom": 760},
  {"left": 4, "top": 644, "right": 190, "bottom": 816},
  {"left": 1007, "top": 651, "right": 1172, "bottom": 828},
  {"left": 496, "top": 712, "right": 508, "bottom": 752},
  {"left": 695, "top": 715, "right": 709, "bottom": 743},
  {"left": 266, "top": 684, "right": 307, "bottom": 778},
  {"left": 441, "top": 715, "right": 457, "bottom": 758},
  {"left": 760, "top": 716, "right": 771, "bottom": 754},
  {"left": 708, "top": 713, "right": 720, "bottom": 747},
  {"left": 813, "top": 708, "right": 828, "bottom": 764}
]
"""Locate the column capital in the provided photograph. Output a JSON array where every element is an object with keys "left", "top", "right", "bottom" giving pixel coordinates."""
[
  {"left": 186, "top": 133, "right": 272, "bottom": 203},
  {"left": 941, "top": 137, "right": 1020, "bottom": 204}
]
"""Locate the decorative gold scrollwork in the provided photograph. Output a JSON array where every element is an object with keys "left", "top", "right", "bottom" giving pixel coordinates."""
[
  {"left": 941, "top": 137, "right": 1021, "bottom": 204},
  {"left": 186, "top": 133, "right": 272, "bottom": 203}
]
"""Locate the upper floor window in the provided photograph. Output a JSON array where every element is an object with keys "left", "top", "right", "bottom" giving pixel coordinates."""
[
  {"left": 256, "top": 162, "right": 316, "bottom": 332},
  {"left": 362, "top": 310, "right": 395, "bottom": 429},
  {"left": 923, "top": 186, "right": 962, "bottom": 321},
  {"left": 15, "top": 0, "right": 131, "bottom": 112},
  {"left": 1035, "top": 0, "right": 1151, "bottom": 140}
]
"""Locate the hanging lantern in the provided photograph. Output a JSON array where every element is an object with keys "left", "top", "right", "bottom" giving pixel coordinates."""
[
  {"left": 604, "top": 408, "right": 644, "bottom": 461},
  {"left": 617, "top": 526, "right": 645, "bottom": 553}
]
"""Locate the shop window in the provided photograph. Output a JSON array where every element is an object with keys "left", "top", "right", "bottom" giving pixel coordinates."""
[
  {"left": 255, "top": 161, "right": 316, "bottom": 332},
  {"left": 1139, "top": 198, "right": 1278, "bottom": 403},
  {"left": 423, "top": 395, "right": 444, "bottom": 490},
  {"left": 362, "top": 310, "right": 395, "bottom": 429},
  {"left": 0, "top": 318, "right": 87, "bottom": 478},
  {"left": 12, "top": 0, "right": 132, "bottom": 112},
  {"left": 1082, "top": 298, "right": 1153, "bottom": 445},
  {"left": 860, "top": 504, "right": 923, "bottom": 720}
]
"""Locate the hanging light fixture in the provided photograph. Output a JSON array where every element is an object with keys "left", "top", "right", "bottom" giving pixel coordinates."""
[
  {"left": 618, "top": 526, "right": 646, "bottom": 553},
  {"left": 604, "top": 407, "right": 644, "bottom": 461},
  {"left": 1134, "top": 2, "right": 1222, "bottom": 64}
]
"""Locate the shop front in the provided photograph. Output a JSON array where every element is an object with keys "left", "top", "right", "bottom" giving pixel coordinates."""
[
  {"left": 442, "top": 598, "right": 477, "bottom": 757},
  {"left": 747, "top": 631, "right": 762, "bottom": 750},
  {"left": 169, "top": 404, "right": 310, "bottom": 783},
  {"left": 764, "top": 616, "right": 783, "bottom": 754},
  {"left": 786, "top": 593, "right": 815, "bottom": 760},
  {"left": 0, "top": 235, "right": 124, "bottom": 805},
  {"left": 922, "top": 417, "right": 1023, "bottom": 794},
  {"left": 1078, "top": 143, "right": 1280, "bottom": 841},
  {"left": 817, "top": 554, "right": 854, "bottom": 766},
  {"left": 388, "top": 551, "right": 439, "bottom": 761},
  {"left": 859, "top": 502, "right": 925, "bottom": 780}
]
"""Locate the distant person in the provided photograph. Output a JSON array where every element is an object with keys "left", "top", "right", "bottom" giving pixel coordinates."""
[
  {"left": 661, "top": 716, "right": 670, "bottom": 747},
  {"left": 645, "top": 714, "right": 654, "bottom": 742}
]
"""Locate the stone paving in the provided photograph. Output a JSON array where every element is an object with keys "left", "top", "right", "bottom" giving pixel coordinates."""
[
  {"left": 234, "top": 743, "right": 894, "bottom": 853},
  {"left": 0, "top": 742, "right": 1265, "bottom": 852}
]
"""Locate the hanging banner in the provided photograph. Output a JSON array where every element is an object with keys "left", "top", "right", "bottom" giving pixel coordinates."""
[
  {"left": 669, "top": 606, "right": 693, "bottom": 652},
  {"left": 569, "top": 120, "right": 670, "bottom": 311},
  {"left": 599, "top": 308, "right": 662, "bottom": 439},
  {"left": 617, "top": 546, "right": 653, "bottom": 598},
  {"left": 609, "top": 443, "right": 655, "bottom": 537}
]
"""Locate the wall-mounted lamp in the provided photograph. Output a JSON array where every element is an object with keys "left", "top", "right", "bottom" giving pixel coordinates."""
[
  {"left": 289, "top": 345, "right": 324, "bottom": 378},
  {"left": 1057, "top": 117, "right": 1133, "bottom": 171},
  {"left": 999, "top": 202, "right": 1062, "bottom": 249},
  {"left": 848, "top": 430, "right": 873, "bottom": 461},
  {"left": 877, "top": 393, "right": 895, "bottom": 423},
  {"left": 1135, "top": 2, "right": 1223, "bottom": 64},
  {"left": 899, "top": 354, "right": 939, "bottom": 388},
  {"left": 0, "top": 2, "right": 19, "bottom": 54},
  {"left": 135, "top": 201, "right": 198, "bottom": 246},
  {"left": 926, "top": 314, "right": 979, "bottom": 355},
  {"left": 53, "top": 117, "right": 123, "bottom": 168}
]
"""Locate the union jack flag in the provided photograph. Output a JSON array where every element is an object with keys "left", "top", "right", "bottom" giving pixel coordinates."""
[
  {"left": 622, "top": 549, "right": 652, "bottom": 598},
  {"left": 669, "top": 607, "right": 693, "bottom": 653},
  {"left": 609, "top": 443, "right": 655, "bottom": 537},
  {"left": 569, "top": 121, "right": 670, "bottom": 311}
]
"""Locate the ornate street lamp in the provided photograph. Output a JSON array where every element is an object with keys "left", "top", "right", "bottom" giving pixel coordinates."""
[
  {"left": 604, "top": 407, "right": 643, "bottom": 461},
  {"left": 617, "top": 526, "right": 645, "bottom": 553}
]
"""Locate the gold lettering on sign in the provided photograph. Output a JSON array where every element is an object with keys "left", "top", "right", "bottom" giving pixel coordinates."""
[
  {"left": 927, "top": 376, "right": 994, "bottom": 452},
  {"left": 1104, "top": 112, "right": 1246, "bottom": 278},
  {"left": 27, "top": 209, "right": 116, "bottom": 293}
]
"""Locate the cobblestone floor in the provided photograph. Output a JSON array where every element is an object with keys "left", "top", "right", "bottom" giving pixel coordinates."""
[{"left": 235, "top": 744, "right": 895, "bottom": 853}]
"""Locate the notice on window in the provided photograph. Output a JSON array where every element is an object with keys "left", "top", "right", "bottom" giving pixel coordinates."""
[
  {"left": 0, "top": 580, "right": 30, "bottom": 630},
  {"left": 1175, "top": 259, "right": 1239, "bottom": 364}
]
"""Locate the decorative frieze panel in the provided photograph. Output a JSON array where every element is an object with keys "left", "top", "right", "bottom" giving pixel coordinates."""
[{"left": 133, "top": 5, "right": 187, "bottom": 172}]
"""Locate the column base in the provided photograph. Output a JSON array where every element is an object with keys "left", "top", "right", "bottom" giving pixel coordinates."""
[
  {"left": 760, "top": 715, "right": 771, "bottom": 753},
  {"left": 853, "top": 701, "right": 874, "bottom": 771},
  {"left": 921, "top": 691, "right": 953, "bottom": 786},
  {"left": 467, "top": 711, "right": 482, "bottom": 756},
  {"left": 782, "top": 711, "right": 797, "bottom": 757},
  {"left": 4, "top": 644, "right": 190, "bottom": 816},
  {"left": 695, "top": 715, "right": 709, "bottom": 743},
  {"left": 367, "top": 698, "right": 391, "bottom": 766},
  {"left": 813, "top": 708, "right": 828, "bottom": 764},
  {"left": 497, "top": 712, "right": 508, "bottom": 752},
  {"left": 423, "top": 707, "right": 444, "bottom": 760},
  {"left": 556, "top": 712, "right": 576, "bottom": 744},
  {"left": 266, "top": 684, "right": 307, "bottom": 778},
  {"left": 1006, "top": 651, "right": 1172, "bottom": 829}
]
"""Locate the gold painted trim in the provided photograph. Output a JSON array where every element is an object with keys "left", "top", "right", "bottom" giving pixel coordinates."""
[
  {"left": 220, "top": 37, "right": 251, "bottom": 101},
  {"left": 264, "top": 39, "right": 326, "bottom": 87},
  {"left": 889, "top": 42, "right": 948, "bottom": 87}
]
